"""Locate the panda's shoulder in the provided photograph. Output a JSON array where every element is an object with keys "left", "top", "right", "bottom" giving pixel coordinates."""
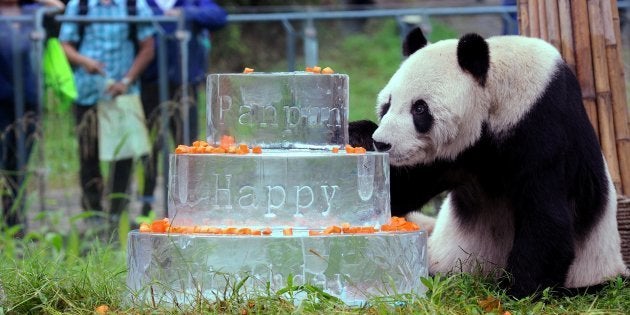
[{"left": 486, "top": 35, "right": 562, "bottom": 66}]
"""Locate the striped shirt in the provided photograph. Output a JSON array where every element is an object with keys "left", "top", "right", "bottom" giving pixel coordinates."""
[{"left": 59, "top": 0, "right": 154, "bottom": 106}]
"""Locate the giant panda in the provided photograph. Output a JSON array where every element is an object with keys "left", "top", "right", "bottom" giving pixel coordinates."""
[{"left": 350, "top": 27, "right": 630, "bottom": 298}]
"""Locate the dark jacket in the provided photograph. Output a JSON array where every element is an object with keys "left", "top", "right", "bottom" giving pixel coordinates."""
[{"left": 142, "top": 0, "right": 227, "bottom": 85}]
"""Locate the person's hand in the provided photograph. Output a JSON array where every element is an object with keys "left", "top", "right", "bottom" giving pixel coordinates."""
[
  {"left": 107, "top": 81, "right": 128, "bottom": 97},
  {"left": 35, "top": 0, "right": 65, "bottom": 8},
  {"left": 164, "top": 8, "right": 182, "bottom": 17},
  {"left": 81, "top": 58, "right": 105, "bottom": 75}
]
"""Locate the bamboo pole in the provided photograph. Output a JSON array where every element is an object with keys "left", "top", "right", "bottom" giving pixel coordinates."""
[
  {"left": 587, "top": 0, "right": 623, "bottom": 193},
  {"left": 557, "top": 0, "right": 576, "bottom": 73},
  {"left": 528, "top": 0, "right": 540, "bottom": 37},
  {"left": 518, "top": 0, "right": 530, "bottom": 35},
  {"left": 538, "top": 0, "right": 549, "bottom": 40},
  {"left": 571, "top": 0, "right": 599, "bottom": 138},
  {"left": 602, "top": 0, "right": 630, "bottom": 195},
  {"left": 545, "top": 0, "right": 561, "bottom": 51}
]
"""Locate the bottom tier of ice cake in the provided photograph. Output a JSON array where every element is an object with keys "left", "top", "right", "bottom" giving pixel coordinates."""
[{"left": 126, "top": 230, "right": 427, "bottom": 306}]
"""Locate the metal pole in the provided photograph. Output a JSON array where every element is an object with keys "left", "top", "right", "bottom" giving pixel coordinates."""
[
  {"left": 281, "top": 19, "right": 296, "bottom": 71},
  {"left": 157, "top": 33, "right": 169, "bottom": 218},
  {"left": 176, "top": 16, "right": 190, "bottom": 145},
  {"left": 303, "top": 17, "right": 318, "bottom": 67},
  {"left": 33, "top": 8, "right": 56, "bottom": 213}
]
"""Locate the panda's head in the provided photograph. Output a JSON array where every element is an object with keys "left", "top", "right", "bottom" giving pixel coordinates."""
[{"left": 372, "top": 28, "right": 492, "bottom": 166}]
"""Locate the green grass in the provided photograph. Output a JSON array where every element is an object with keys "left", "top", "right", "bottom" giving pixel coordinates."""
[{"left": 1, "top": 231, "right": 629, "bottom": 314}]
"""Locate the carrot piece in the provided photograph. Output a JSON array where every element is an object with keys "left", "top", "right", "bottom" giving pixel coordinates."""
[
  {"left": 237, "top": 228, "right": 252, "bottom": 235},
  {"left": 192, "top": 140, "right": 208, "bottom": 147},
  {"left": 243, "top": 67, "right": 254, "bottom": 73},
  {"left": 204, "top": 146, "right": 215, "bottom": 153},
  {"left": 341, "top": 222, "right": 351, "bottom": 233},
  {"left": 250, "top": 229, "right": 262, "bottom": 236},
  {"left": 355, "top": 147, "right": 367, "bottom": 154},
  {"left": 309, "top": 230, "right": 323, "bottom": 236},
  {"left": 175, "top": 145, "right": 190, "bottom": 154},
  {"left": 283, "top": 227, "right": 293, "bottom": 236},
  {"left": 262, "top": 227, "right": 272, "bottom": 235},
  {"left": 139, "top": 222, "right": 151, "bottom": 232},
  {"left": 224, "top": 227, "right": 238, "bottom": 234},
  {"left": 220, "top": 135, "right": 236, "bottom": 149},
  {"left": 332, "top": 147, "right": 339, "bottom": 153},
  {"left": 321, "top": 66, "right": 334, "bottom": 74},
  {"left": 345, "top": 144, "right": 355, "bottom": 154},
  {"left": 211, "top": 147, "right": 226, "bottom": 154},
  {"left": 151, "top": 218, "right": 170, "bottom": 233},
  {"left": 359, "top": 226, "right": 376, "bottom": 234},
  {"left": 208, "top": 227, "right": 222, "bottom": 234},
  {"left": 312, "top": 66, "right": 322, "bottom": 73},
  {"left": 252, "top": 146, "right": 262, "bottom": 154},
  {"left": 324, "top": 225, "right": 342, "bottom": 234},
  {"left": 346, "top": 226, "right": 360, "bottom": 234},
  {"left": 238, "top": 143, "right": 250, "bottom": 154},
  {"left": 95, "top": 304, "right": 109, "bottom": 315}
]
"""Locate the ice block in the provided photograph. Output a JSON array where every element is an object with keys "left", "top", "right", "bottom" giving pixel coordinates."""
[
  {"left": 126, "top": 230, "right": 427, "bottom": 306},
  {"left": 168, "top": 150, "right": 390, "bottom": 228},
  {"left": 207, "top": 73, "right": 349, "bottom": 148}
]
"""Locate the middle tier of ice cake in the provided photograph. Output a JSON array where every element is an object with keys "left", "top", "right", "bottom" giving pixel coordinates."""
[
  {"left": 207, "top": 73, "right": 349, "bottom": 149},
  {"left": 168, "top": 150, "right": 390, "bottom": 228}
]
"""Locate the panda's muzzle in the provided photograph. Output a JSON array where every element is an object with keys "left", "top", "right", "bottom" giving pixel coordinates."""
[{"left": 373, "top": 141, "right": 392, "bottom": 152}]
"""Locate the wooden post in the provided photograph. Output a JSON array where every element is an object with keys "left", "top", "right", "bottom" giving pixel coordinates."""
[
  {"left": 587, "top": 0, "right": 623, "bottom": 193},
  {"left": 545, "top": 0, "right": 562, "bottom": 51},
  {"left": 571, "top": 0, "right": 599, "bottom": 138},
  {"left": 557, "top": 0, "right": 576, "bottom": 73},
  {"left": 602, "top": 0, "right": 630, "bottom": 195},
  {"left": 538, "top": 0, "right": 549, "bottom": 40},
  {"left": 518, "top": 0, "right": 530, "bottom": 36},
  {"left": 528, "top": 0, "right": 540, "bottom": 37}
]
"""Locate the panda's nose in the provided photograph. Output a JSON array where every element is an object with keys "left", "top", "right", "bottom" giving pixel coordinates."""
[{"left": 373, "top": 141, "right": 391, "bottom": 152}]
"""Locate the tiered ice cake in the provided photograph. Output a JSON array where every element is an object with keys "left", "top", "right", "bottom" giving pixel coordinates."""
[{"left": 126, "top": 72, "right": 428, "bottom": 306}]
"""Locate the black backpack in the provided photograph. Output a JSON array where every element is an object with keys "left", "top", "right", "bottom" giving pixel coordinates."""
[{"left": 75, "top": 0, "right": 138, "bottom": 50}]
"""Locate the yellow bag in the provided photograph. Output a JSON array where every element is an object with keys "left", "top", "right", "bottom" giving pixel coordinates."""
[{"left": 97, "top": 94, "right": 151, "bottom": 161}]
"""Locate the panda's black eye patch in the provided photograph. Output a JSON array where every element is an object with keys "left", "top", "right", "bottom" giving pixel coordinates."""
[
  {"left": 411, "top": 99, "right": 433, "bottom": 134},
  {"left": 412, "top": 100, "right": 428, "bottom": 116},
  {"left": 379, "top": 96, "right": 391, "bottom": 119}
]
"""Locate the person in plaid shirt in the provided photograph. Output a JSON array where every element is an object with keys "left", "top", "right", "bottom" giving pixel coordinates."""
[{"left": 60, "top": 0, "right": 154, "bottom": 231}]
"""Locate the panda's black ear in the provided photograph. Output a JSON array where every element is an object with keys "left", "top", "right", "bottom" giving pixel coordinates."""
[
  {"left": 457, "top": 33, "right": 490, "bottom": 87},
  {"left": 402, "top": 27, "right": 428, "bottom": 57}
]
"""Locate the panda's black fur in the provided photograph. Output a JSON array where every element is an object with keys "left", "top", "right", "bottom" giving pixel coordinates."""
[{"left": 349, "top": 28, "right": 629, "bottom": 298}]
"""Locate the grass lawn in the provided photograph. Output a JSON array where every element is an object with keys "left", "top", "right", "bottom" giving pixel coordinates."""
[{"left": 1, "top": 234, "right": 629, "bottom": 314}]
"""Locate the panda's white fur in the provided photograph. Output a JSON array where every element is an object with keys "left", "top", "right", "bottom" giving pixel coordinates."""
[
  {"left": 366, "top": 28, "right": 629, "bottom": 297},
  {"left": 374, "top": 35, "right": 559, "bottom": 166}
]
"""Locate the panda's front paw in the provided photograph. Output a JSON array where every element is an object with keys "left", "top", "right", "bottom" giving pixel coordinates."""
[
  {"left": 406, "top": 211, "right": 436, "bottom": 235},
  {"left": 500, "top": 274, "right": 540, "bottom": 299},
  {"left": 349, "top": 120, "right": 378, "bottom": 150}
]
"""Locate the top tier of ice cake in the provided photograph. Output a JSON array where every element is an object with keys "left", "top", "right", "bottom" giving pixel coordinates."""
[{"left": 207, "top": 72, "right": 349, "bottom": 149}]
